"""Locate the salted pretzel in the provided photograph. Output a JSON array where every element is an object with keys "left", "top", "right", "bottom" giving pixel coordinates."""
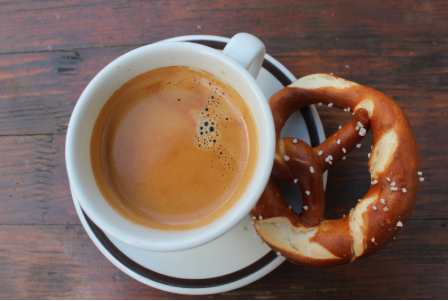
[{"left": 251, "top": 74, "right": 420, "bottom": 267}]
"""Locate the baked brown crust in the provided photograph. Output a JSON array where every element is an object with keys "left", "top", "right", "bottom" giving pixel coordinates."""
[{"left": 251, "top": 74, "right": 420, "bottom": 267}]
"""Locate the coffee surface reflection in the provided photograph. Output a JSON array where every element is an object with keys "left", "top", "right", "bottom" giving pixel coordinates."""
[{"left": 91, "top": 66, "right": 258, "bottom": 230}]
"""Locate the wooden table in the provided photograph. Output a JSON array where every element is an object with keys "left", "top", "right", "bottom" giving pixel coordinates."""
[{"left": 1, "top": 0, "right": 447, "bottom": 298}]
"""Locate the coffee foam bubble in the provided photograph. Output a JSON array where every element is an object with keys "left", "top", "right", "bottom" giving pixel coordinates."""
[{"left": 166, "top": 72, "right": 246, "bottom": 182}]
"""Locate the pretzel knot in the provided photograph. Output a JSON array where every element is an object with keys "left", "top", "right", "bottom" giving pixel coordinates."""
[{"left": 251, "top": 74, "right": 420, "bottom": 267}]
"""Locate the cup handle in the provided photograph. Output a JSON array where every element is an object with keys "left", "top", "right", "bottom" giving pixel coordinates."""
[{"left": 223, "top": 33, "right": 266, "bottom": 79}]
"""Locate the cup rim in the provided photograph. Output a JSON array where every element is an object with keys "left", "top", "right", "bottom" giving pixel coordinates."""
[{"left": 65, "top": 41, "right": 275, "bottom": 252}]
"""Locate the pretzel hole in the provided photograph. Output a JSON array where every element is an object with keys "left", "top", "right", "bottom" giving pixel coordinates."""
[
  {"left": 278, "top": 181, "right": 303, "bottom": 214},
  {"left": 318, "top": 112, "right": 374, "bottom": 220},
  {"left": 324, "top": 131, "right": 373, "bottom": 219},
  {"left": 280, "top": 109, "right": 310, "bottom": 146}
]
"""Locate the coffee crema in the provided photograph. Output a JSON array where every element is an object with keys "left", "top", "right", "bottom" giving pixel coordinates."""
[{"left": 91, "top": 66, "right": 258, "bottom": 230}]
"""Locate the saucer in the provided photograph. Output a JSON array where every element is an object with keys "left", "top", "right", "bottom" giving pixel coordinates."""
[{"left": 71, "top": 35, "right": 326, "bottom": 295}]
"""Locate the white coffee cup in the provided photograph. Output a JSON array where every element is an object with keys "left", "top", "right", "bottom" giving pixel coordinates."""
[{"left": 65, "top": 33, "right": 275, "bottom": 252}]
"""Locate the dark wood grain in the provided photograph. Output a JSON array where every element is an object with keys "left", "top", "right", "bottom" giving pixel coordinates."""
[
  {"left": 0, "top": 135, "right": 76, "bottom": 225},
  {"left": 0, "top": 0, "right": 447, "bottom": 298},
  {"left": 0, "top": 0, "right": 447, "bottom": 53}
]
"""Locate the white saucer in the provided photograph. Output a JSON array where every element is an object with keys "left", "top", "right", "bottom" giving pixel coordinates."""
[{"left": 71, "top": 35, "right": 326, "bottom": 295}]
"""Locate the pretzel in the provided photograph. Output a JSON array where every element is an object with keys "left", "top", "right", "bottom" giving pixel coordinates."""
[{"left": 251, "top": 74, "right": 420, "bottom": 267}]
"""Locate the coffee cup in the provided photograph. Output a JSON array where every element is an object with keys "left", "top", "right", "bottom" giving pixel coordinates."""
[{"left": 65, "top": 33, "right": 275, "bottom": 252}]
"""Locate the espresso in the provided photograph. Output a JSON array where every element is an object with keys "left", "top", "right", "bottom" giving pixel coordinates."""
[{"left": 91, "top": 66, "right": 258, "bottom": 230}]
